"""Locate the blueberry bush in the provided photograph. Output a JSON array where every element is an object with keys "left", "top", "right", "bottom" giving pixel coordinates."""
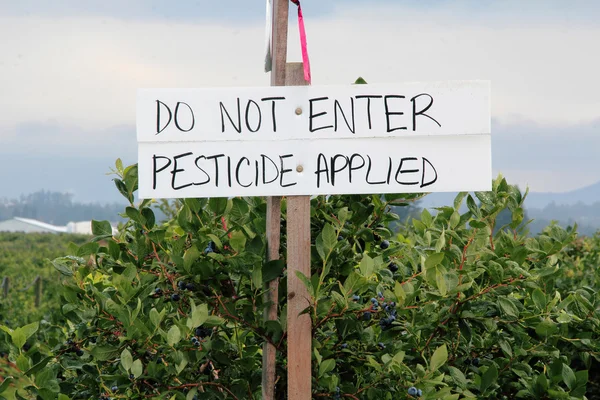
[{"left": 1, "top": 161, "right": 599, "bottom": 399}]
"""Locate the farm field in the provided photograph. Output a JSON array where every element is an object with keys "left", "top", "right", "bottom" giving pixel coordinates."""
[{"left": 1, "top": 172, "right": 599, "bottom": 399}]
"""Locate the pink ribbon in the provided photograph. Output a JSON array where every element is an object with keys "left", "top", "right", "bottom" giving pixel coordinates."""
[{"left": 291, "top": 0, "right": 311, "bottom": 84}]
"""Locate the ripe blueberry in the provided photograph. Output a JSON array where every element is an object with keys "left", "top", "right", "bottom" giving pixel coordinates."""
[
  {"left": 370, "top": 298, "right": 377, "bottom": 304},
  {"left": 377, "top": 342, "right": 385, "bottom": 349},
  {"left": 351, "top": 294, "right": 360, "bottom": 301},
  {"left": 154, "top": 288, "right": 162, "bottom": 295},
  {"left": 171, "top": 293, "right": 180, "bottom": 301},
  {"left": 76, "top": 349, "right": 84, "bottom": 357},
  {"left": 388, "top": 262, "right": 398, "bottom": 273},
  {"left": 341, "top": 343, "right": 348, "bottom": 349},
  {"left": 186, "top": 282, "right": 195, "bottom": 291},
  {"left": 472, "top": 357, "right": 480, "bottom": 366},
  {"left": 380, "top": 240, "right": 390, "bottom": 249},
  {"left": 363, "top": 311, "right": 372, "bottom": 321},
  {"left": 178, "top": 281, "right": 186, "bottom": 290},
  {"left": 111, "top": 386, "right": 118, "bottom": 392},
  {"left": 338, "top": 235, "right": 344, "bottom": 241},
  {"left": 129, "top": 374, "right": 135, "bottom": 379},
  {"left": 205, "top": 247, "right": 214, "bottom": 254},
  {"left": 417, "top": 389, "right": 423, "bottom": 397},
  {"left": 408, "top": 386, "right": 418, "bottom": 396}
]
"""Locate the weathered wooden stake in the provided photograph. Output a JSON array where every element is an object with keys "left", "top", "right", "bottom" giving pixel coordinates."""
[
  {"left": 34, "top": 276, "right": 42, "bottom": 308},
  {"left": 262, "top": 1, "right": 290, "bottom": 399},
  {"left": 1, "top": 276, "right": 8, "bottom": 298},
  {"left": 286, "top": 64, "right": 312, "bottom": 400}
]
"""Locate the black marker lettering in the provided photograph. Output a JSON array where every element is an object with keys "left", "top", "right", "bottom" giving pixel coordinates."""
[
  {"left": 279, "top": 154, "right": 297, "bottom": 187},
  {"left": 227, "top": 156, "right": 232, "bottom": 187},
  {"left": 355, "top": 95, "right": 382, "bottom": 129},
  {"left": 171, "top": 152, "right": 194, "bottom": 190},
  {"left": 152, "top": 155, "right": 172, "bottom": 189},
  {"left": 331, "top": 154, "right": 349, "bottom": 186},
  {"left": 255, "top": 160, "right": 260, "bottom": 186},
  {"left": 193, "top": 156, "right": 211, "bottom": 185},
  {"left": 421, "top": 157, "right": 438, "bottom": 188},
  {"left": 348, "top": 154, "right": 365, "bottom": 183},
  {"left": 384, "top": 95, "right": 407, "bottom": 132},
  {"left": 261, "top": 97, "right": 285, "bottom": 132},
  {"left": 245, "top": 99, "right": 262, "bottom": 133},
  {"left": 220, "top": 99, "right": 242, "bottom": 133},
  {"left": 334, "top": 98, "right": 356, "bottom": 133},
  {"left": 235, "top": 157, "right": 252, "bottom": 188},
  {"left": 262, "top": 155, "right": 279, "bottom": 184},
  {"left": 411, "top": 93, "right": 441, "bottom": 131},
  {"left": 365, "top": 155, "right": 386, "bottom": 185},
  {"left": 395, "top": 157, "right": 419, "bottom": 185},
  {"left": 309, "top": 97, "right": 333, "bottom": 132},
  {"left": 174, "top": 102, "right": 195, "bottom": 132},
  {"left": 156, "top": 101, "right": 172, "bottom": 135},
  {"left": 206, "top": 154, "right": 225, "bottom": 187},
  {"left": 315, "top": 153, "right": 329, "bottom": 188}
]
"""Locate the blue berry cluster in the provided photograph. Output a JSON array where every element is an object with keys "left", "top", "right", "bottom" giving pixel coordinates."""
[
  {"left": 407, "top": 386, "right": 423, "bottom": 397},
  {"left": 333, "top": 386, "right": 341, "bottom": 400},
  {"left": 379, "top": 300, "right": 397, "bottom": 331},
  {"left": 204, "top": 241, "right": 216, "bottom": 254}
]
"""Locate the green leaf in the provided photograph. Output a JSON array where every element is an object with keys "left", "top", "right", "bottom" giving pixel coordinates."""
[
  {"left": 149, "top": 308, "right": 162, "bottom": 329},
  {"left": 0, "top": 377, "right": 14, "bottom": 394},
  {"left": 183, "top": 246, "right": 200, "bottom": 273},
  {"left": 497, "top": 297, "right": 519, "bottom": 319},
  {"left": 229, "top": 231, "right": 247, "bottom": 252},
  {"left": 51, "top": 260, "right": 73, "bottom": 277},
  {"left": 16, "top": 354, "right": 30, "bottom": 371},
  {"left": 262, "top": 260, "right": 285, "bottom": 283},
  {"left": 532, "top": 289, "right": 547, "bottom": 310},
  {"left": 430, "top": 344, "right": 448, "bottom": 372},
  {"left": 562, "top": 364, "right": 576, "bottom": 390},
  {"left": 535, "top": 319, "right": 558, "bottom": 338},
  {"left": 167, "top": 325, "right": 181, "bottom": 346},
  {"left": 35, "top": 368, "right": 55, "bottom": 391},
  {"left": 448, "top": 366, "right": 467, "bottom": 388},
  {"left": 186, "top": 388, "right": 199, "bottom": 400},
  {"left": 208, "top": 197, "right": 228, "bottom": 215},
  {"left": 141, "top": 207, "right": 155, "bottom": 229},
  {"left": 126, "top": 207, "right": 144, "bottom": 224},
  {"left": 189, "top": 304, "right": 209, "bottom": 328},
  {"left": 121, "top": 349, "right": 133, "bottom": 371},
  {"left": 354, "top": 77, "right": 368, "bottom": 84},
  {"left": 480, "top": 364, "right": 498, "bottom": 393},
  {"left": 435, "top": 267, "right": 447, "bottom": 296},
  {"left": 91, "top": 220, "right": 113, "bottom": 236},
  {"left": 131, "top": 359, "right": 143, "bottom": 378},
  {"left": 24, "top": 356, "right": 52, "bottom": 376},
  {"left": 10, "top": 328, "right": 26, "bottom": 350},
  {"left": 91, "top": 346, "right": 119, "bottom": 361},
  {"left": 425, "top": 253, "right": 445, "bottom": 269},
  {"left": 319, "top": 359, "right": 336, "bottom": 377}
]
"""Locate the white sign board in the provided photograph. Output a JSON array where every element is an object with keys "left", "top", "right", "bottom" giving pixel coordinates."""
[{"left": 136, "top": 81, "right": 491, "bottom": 199}]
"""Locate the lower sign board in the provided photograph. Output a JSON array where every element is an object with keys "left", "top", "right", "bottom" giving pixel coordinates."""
[{"left": 137, "top": 81, "right": 492, "bottom": 199}]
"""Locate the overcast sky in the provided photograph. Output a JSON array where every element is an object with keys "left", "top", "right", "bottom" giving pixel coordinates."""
[{"left": 0, "top": 0, "right": 599, "bottom": 203}]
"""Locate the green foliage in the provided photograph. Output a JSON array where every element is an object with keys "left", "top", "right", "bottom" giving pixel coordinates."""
[{"left": 1, "top": 162, "right": 599, "bottom": 399}]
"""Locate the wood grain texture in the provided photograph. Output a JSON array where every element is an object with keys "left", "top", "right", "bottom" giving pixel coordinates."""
[
  {"left": 285, "top": 62, "right": 312, "bottom": 400},
  {"left": 262, "top": 1, "right": 289, "bottom": 398}
]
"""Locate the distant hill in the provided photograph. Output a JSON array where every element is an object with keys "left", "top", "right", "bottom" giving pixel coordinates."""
[
  {"left": 418, "top": 181, "right": 600, "bottom": 210},
  {"left": 523, "top": 181, "right": 600, "bottom": 209}
]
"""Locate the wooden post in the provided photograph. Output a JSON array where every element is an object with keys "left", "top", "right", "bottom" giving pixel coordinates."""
[
  {"left": 286, "top": 65, "right": 312, "bottom": 399},
  {"left": 1, "top": 277, "right": 8, "bottom": 298},
  {"left": 262, "top": 1, "right": 290, "bottom": 399},
  {"left": 34, "top": 276, "right": 42, "bottom": 308}
]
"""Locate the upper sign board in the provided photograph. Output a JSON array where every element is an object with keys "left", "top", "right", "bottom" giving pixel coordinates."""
[{"left": 136, "top": 80, "right": 492, "bottom": 199}]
